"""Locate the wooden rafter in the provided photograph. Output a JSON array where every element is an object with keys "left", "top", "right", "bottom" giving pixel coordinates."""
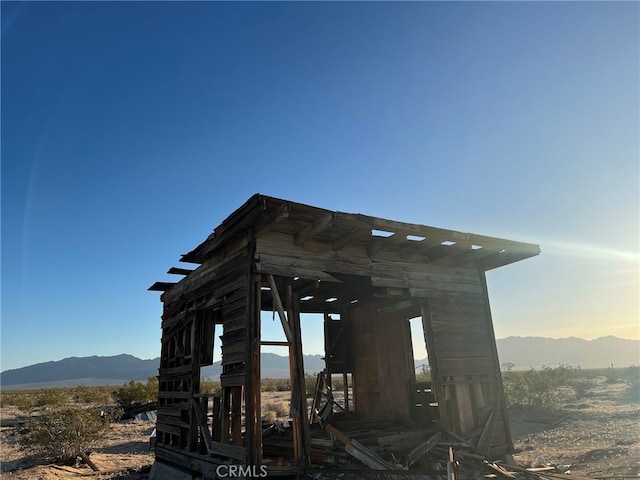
[{"left": 294, "top": 213, "right": 334, "bottom": 246}]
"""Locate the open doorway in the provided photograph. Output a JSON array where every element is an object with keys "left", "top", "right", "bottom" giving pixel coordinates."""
[{"left": 408, "top": 316, "right": 438, "bottom": 426}]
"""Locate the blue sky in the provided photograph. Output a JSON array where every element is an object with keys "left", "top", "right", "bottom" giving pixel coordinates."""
[{"left": 2, "top": 1, "right": 638, "bottom": 371}]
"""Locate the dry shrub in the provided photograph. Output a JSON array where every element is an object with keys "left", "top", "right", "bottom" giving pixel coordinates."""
[
  {"left": 20, "top": 406, "right": 111, "bottom": 465},
  {"left": 262, "top": 400, "right": 289, "bottom": 422},
  {"left": 112, "top": 377, "right": 158, "bottom": 408},
  {"left": 0, "top": 391, "right": 34, "bottom": 411},
  {"left": 503, "top": 365, "right": 578, "bottom": 408},
  {"left": 200, "top": 379, "right": 221, "bottom": 395}
]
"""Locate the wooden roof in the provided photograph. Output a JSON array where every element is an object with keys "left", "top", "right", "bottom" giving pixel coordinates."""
[
  {"left": 149, "top": 194, "right": 540, "bottom": 292},
  {"left": 188, "top": 194, "right": 538, "bottom": 266}
]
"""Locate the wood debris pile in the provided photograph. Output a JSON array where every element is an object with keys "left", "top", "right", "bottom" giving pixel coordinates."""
[{"left": 262, "top": 415, "right": 582, "bottom": 480}]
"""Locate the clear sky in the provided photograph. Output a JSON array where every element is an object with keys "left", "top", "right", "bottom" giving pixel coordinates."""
[{"left": 2, "top": 1, "right": 638, "bottom": 371}]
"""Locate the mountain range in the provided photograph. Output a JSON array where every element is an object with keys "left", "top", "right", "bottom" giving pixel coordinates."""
[{"left": 1, "top": 336, "right": 638, "bottom": 388}]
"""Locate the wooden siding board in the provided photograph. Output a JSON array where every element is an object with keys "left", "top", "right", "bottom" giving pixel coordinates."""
[{"left": 163, "top": 247, "right": 250, "bottom": 306}]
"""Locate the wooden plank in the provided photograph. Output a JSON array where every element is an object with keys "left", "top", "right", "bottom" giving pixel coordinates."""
[
  {"left": 156, "top": 423, "right": 182, "bottom": 436},
  {"left": 245, "top": 269, "right": 261, "bottom": 466},
  {"left": 483, "top": 461, "right": 516, "bottom": 479},
  {"left": 332, "top": 227, "right": 370, "bottom": 251},
  {"left": 447, "top": 447, "right": 457, "bottom": 480},
  {"left": 436, "top": 358, "right": 496, "bottom": 377},
  {"left": 163, "top": 249, "right": 249, "bottom": 305},
  {"left": 377, "top": 299, "right": 420, "bottom": 315},
  {"left": 149, "top": 282, "right": 176, "bottom": 292},
  {"left": 256, "top": 259, "right": 342, "bottom": 283},
  {"left": 377, "top": 431, "right": 426, "bottom": 448},
  {"left": 406, "top": 431, "right": 442, "bottom": 466},
  {"left": 260, "top": 340, "right": 290, "bottom": 346},
  {"left": 220, "top": 371, "right": 245, "bottom": 387},
  {"left": 294, "top": 213, "right": 334, "bottom": 246},
  {"left": 221, "top": 353, "right": 245, "bottom": 367},
  {"left": 155, "top": 442, "right": 245, "bottom": 472},
  {"left": 367, "top": 232, "right": 408, "bottom": 256},
  {"left": 157, "top": 414, "right": 190, "bottom": 429},
  {"left": 324, "top": 424, "right": 397, "bottom": 471},
  {"left": 168, "top": 267, "right": 193, "bottom": 275},
  {"left": 157, "top": 402, "right": 190, "bottom": 417},
  {"left": 476, "top": 409, "right": 497, "bottom": 456},
  {"left": 191, "top": 398, "right": 214, "bottom": 454},
  {"left": 210, "top": 441, "right": 246, "bottom": 461},
  {"left": 158, "top": 391, "right": 192, "bottom": 399},
  {"left": 231, "top": 386, "right": 242, "bottom": 446},
  {"left": 159, "top": 365, "right": 191, "bottom": 380}
]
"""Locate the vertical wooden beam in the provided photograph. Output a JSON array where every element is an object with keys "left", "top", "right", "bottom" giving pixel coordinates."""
[
  {"left": 231, "top": 386, "right": 242, "bottom": 446},
  {"left": 246, "top": 271, "right": 262, "bottom": 466},
  {"left": 343, "top": 372, "right": 349, "bottom": 412},
  {"left": 244, "top": 238, "right": 256, "bottom": 466},
  {"left": 323, "top": 313, "right": 333, "bottom": 422},
  {"left": 221, "top": 387, "right": 231, "bottom": 443},
  {"left": 286, "top": 283, "right": 300, "bottom": 461},
  {"left": 254, "top": 279, "right": 262, "bottom": 464},
  {"left": 188, "top": 315, "right": 200, "bottom": 451},
  {"left": 212, "top": 395, "right": 222, "bottom": 442},
  {"left": 287, "top": 284, "right": 311, "bottom": 467}
]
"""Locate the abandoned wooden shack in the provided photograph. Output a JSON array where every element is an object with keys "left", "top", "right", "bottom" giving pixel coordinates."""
[{"left": 149, "top": 194, "right": 540, "bottom": 479}]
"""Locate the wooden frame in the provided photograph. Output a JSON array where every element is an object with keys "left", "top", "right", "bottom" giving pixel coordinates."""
[{"left": 149, "top": 194, "right": 540, "bottom": 477}]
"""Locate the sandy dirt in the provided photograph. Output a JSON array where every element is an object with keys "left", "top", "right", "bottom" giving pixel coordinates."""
[
  {"left": 511, "top": 378, "right": 640, "bottom": 478},
  {"left": 0, "top": 411, "right": 154, "bottom": 480},
  {"left": 1, "top": 377, "right": 638, "bottom": 479}
]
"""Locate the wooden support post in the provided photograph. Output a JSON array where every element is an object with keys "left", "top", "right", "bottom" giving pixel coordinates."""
[
  {"left": 188, "top": 315, "right": 200, "bottom": 451},
  {"left": 323, "top": 313, "right": 333, "bottom": 422},
  {"left": 231, "top": 386, "right": 242, "bottom": 446},
  {"left": 343, "top": 372, "right": 349, "bottom": 412},
  {"left": 286, "top": 281, "right": 300, "bottom": 460},
  {"left": 244, "top": 252, "right": 255, "bottom": 465},
  {"left": 246, "top": 272, "right": 262, "bottom": 467},
  {"left": 212, "top": 395, "right": 222, "bottom": 442},
  {"left": 201, "top": 397, "right": 209, "bottom": 454},
  {"left": 286, "top": 283, "right": 310, "bottom": 467},
  {"left": 221, "top": 387, "right": 231, "bottom": 443}
]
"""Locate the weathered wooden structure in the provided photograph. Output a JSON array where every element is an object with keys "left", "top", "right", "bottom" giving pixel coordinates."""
[{"left": 149, "top": 194, "right": 539, "bottom": 479}]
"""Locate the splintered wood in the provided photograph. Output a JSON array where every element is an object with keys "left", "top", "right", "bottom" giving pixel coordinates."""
[{"left": 270, "top": 415, "right": 583, "bottom": 479}]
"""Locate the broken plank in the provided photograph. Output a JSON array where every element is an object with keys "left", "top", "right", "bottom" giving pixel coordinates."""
[
  {"left": 324, "top": 423, "right": 398, "bottom": 471},
  {"left": 406, "top": 431, "right": 442, "bottom": 466},
  {"left": 483, "top": 461, "right": 516, "bottom": 479},
  {"left": 191, "top": 398, "right": 214, "bottom": 455},
  {"left": 476, "top": 409, "right": 496, "bottom": 455},
  {"left": 377, "top": 430, "right": 426, "bottom": 448},
  {"left": 79, "top": 452, "right": 100, "bottom": 472}
]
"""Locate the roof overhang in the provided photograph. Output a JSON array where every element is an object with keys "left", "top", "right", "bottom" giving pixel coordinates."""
[{"left": 177, "top": 194, "right": 540, "bottom": 270}]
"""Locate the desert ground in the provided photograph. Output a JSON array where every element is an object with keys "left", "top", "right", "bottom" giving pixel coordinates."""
[{"left": 1, "top": 375, "right": 638, "bottom": 479}]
